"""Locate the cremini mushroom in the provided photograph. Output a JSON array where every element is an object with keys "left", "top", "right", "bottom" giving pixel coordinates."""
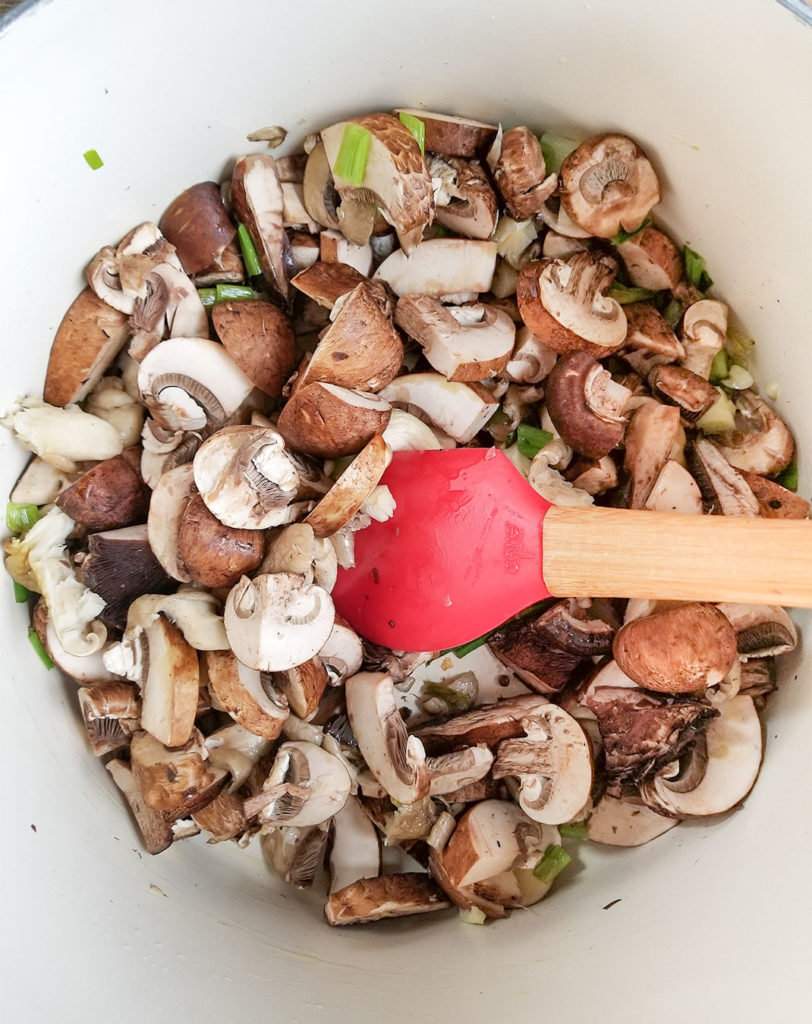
[
  {"left": 623, "top": 402, "right": 682, "bottom": 508},
  {"left": 262, "top": 523, "right": 338, "bottom": 592},
  {"left": 77, "top": 682, "right": 141, "bottom": 756},
  {"left": 129, "top": 728, "right": 225, "bottom": 815},
  {"left": 559, "top": 133, "right": 661, "bottom": 238},
  {"left": 394, "top": 109, "right": 498, "bottom": 157},
  {"left": 644, "top": 460, "right": 703, "bottom": 515},
  {"left": 305, "top": 435, "right": 391, "bottom": 538},
  {"left": 290, "top": 260, "right": 366, "bottom": 309},
  {"left": 545, "top": 351, "right": 631, "bottom": 458},
  {"left": 146, "top": 463, "right": 196, "bottom": 582},
  {"left": 438, "top": 799, "right": 529, "bottom": 888},
  {"left": 686, "top": 438, "right": 760, "bottom": 517},
  {"left": 204, "top": 649, "right": 290, "bottom": 739},
  {"left": 328, "top": 794, "right": 382, "bottom": 894},
  {"left": 374, "top": 238, "right": 497, "bottom": 298},
  {"left": 262, "top": 822, "right": 330, "bottom": 886},
  {"left": 325, "top": 874, "right": 450, "bottom": 926},
  {"left": 504, "top": 327, "right": 558, "bottom": 384},
  {"left": 137, "top": 612, "right": 200, "bottom": 748},
  {"left": 622, "top": 302, "right": 684, "bottom": 375},
  {"left": 714, "top": 391, "right": 795, "bottom": 477},
  {"left": 128, "top": 262, "right": 209, "bottom": 361},
  {"left": 159, "top": 181, "right": 237, "bottom": 275},
  {"left": 378, "top": 373, "right": 498, "bottom": 444},
  {"left": 205, "top": 722, "right": 273, "bottom": 792},
  {"left": 302, "top": 141, "right": 342, "bottom": 231},
  {"left": 318, "top": 617, "right": 364, "bottom": 684},
  {"left": 244, "top": 740, "right": 351, "bottom": 826},
  {"left": 716, "top": 604, "right": 798, "bottom": 660},
  {"left": 740, "top": 471, "right": 810, "bottom": 519},
  {"left": 586, "top": 793, "right": 678, "bottom": 846},
  {"left": 431, "top": 156, "right": 499, "bottom": 240},
  {"left": 10, "top": 457, "right": 75, "bottom": 507},
  {"left": 277, "top": 382, "right": 391, "bottom": 458},
  {"left": 211, "top": 299, "right": 296, "bottom": 399},
  {"left": 564, "top": 455, "right": 618, "bottom": 496},
  {"left": 288, "top": 231, "right": 320, "bottom": 274},
  {"left": 176, "top": 494, "right": 265, "bottom": 589},
  {"left": 615, "top": 225, "right": 682, "bottom": 290},
  {"left": 493, "top": 126, "right": 557, "bottom": 220},
  {"left": 413, "top": 694, "right": 552, "bottom": 755},
  {"left": 85, "top": 222, "right": 179, "bottom": 315},
  {"left": 648, "top": 364, "right": 718, "bottom": 422},
  {"left": 427, "top": 746, "right": 495, "bottom": 796},
  {"left": 230, "top": 154, "right": 292, "bottom": 299},
  {"left": 193, "top": 793, "right": 249, "bottom": 844},
  {"left": 273, "top": 657, "right": 330, "bottom": 719},
  {"left": 224, "top": 572, "right": 335, "bottom": 672},
  {"left": 681, "top": 299, "right": 727, "bottom": 378},
  {"left": 106, "top": 758, "right": 177, "bottom": 855},
  {"left": 56, "top": 449, "right": 147, "bottom": 530}
]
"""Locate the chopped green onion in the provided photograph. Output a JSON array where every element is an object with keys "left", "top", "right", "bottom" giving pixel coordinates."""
[
  {"left": 198, "top": 287, "right": 217, "bottom": 309},
  {"left": 607, "top": 281, "right": 659, "bottom": 305},
  {"left": 398, "top": 111, "right": 425, "bottom": 154},
  {"left": 517, "top": 423, "right": 554, "bottom": 460},
  {"left": 486, "top": 408, "right": 514, "bottom": 443},
  {"left": 709, "top": 348, "right": 730, "bottom": 384},
  {"left": 662, "top": 297, "right": 684, "bottom": 328},
  {"left": 82, "top": 149, "right": 104, "bottom": 170},
  {"left": 215, "top": 283, "right": 256, "bottom": 302},
  {"left": 13, "top": 581, "right": 31, "bottom": 604},
  {"left": 533, "top": 844, "right": 572, "bottom": 884},
  {"left": 610, "top": 217, "right": 651, "bottom": 246},
  {"left": 6, "top": 502, "right": 40, "bottom": 534},
  {"left": 422, "top": 682, "right": 474, "bottom": 712},
  {"left": 432, "top": 224, "right": 451, "bottom": 238},
  {"left": 447, "top": 631, "right": 491, "bottom": 660},
  {"left": 333, "top": 124, "right": 372, "bottom": 186},
  {"left": 725, "top": 325, "right": 755, "bottom": 367},
  {"left": 539, "top": 132, "right": 579, "bottom": 175},
  {"left": 720, "top": 364, "right": 754, "bottom": 391},
  {"left": 459, "top": 907, "right": 487, "bottom": 925},
  {"left": 28, "top": 627, "right": 54, "bottom": 670},
  {"left": 683, "top": 245, "right": 713, "bottom": 291},
  {"left": 559, "top": 822, "right": 588, "bottom": 840},
  {"left": 237, "top": 222, "right": 263, "bottom": 278},
  {"left": 778, "top": 461, "right": 799, "bottom": 492},
  {"left": 329, "top": 455, "right": 355, "bottom": 480}
]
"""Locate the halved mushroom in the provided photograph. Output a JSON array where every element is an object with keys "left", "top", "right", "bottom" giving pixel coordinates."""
[
  {"left": 137, "top": 613, "right": 200, "bottom": 748},
  {"left": 740, "top": 471, "right": 809, "bottom": 519},
  {"left": 325, "top": 874, "right": 450, "bottom": 926},
  {"left": 329, "top": 794, "right": 382, "bottom": 893},
  {"left": 621, "top": 302, "right": 684, "bottom": 375},
  {"left": 492, "top": 707, "right": 592, "bottom": 824},
  {"left": 56, "top": 449, "right": 147, "bottom": 531},
  {"left": 128, "top": 261, "right": 210, "bottom": 360},
  {"left": 321, "top": 113, "right": 433, "bottom": 253},
  {"left": 644, "top": 459, "right": 703, "bottom": 515},
  {"left": 378, "top": 373, "right": 498, "bottom": 444},
  {"left": 614, "top": 603, "right": 738, "bottom": 694},
  {"left": 648, "top": 364, "right": 718, "bottom": 422},
  {"left": 431, "top": 156, "right": 499, "bottom": 240},
  {"left": 716, "top": 603, "right": 798, "bottom": 660},
  {"left": 77, "top": 682, "right": 141, "bottom": 756},
  {"left": 159, "top": 181, "right": 237, "bottom": 275},
  {"left": 244, "top": 740, "right": 351, "bottom": 826},
  {"left": 686, "top": 439, "right": 760, "bottom": 517},
  {"left": 302, "top": 141, "right": 342, "bottom": 230},
  {"left": 230, "top": 154, "right": 292, "bottom": 298},
  {"left": 439, "top": 800, "right": 529, "bottom": 888},
  {"left": 85, "top": 222, "right": 180, "bottom": 315},
  {"left": 44, "top": 289, "right": 130, "bottom": 407},
  {"left": 374, "top": 239, "right": 497, "bottom": 298},
  {"left": 394, "top": 109, "right": 498, "bottom": 157},
  {"left": 345, "top": 671, "right": 429, "bottom": 805},
  {"left": 319, "top": 230, "right": 373, "bottom": 276},
  {"left": 273, "top": 657, "right": 329, "bottom": 719},
  {"left": 204, "top": 650, "right": 289, "bottom": 739},
  {"left": 191, "top": 240, "right": 245, "bottom": 286},
  {"left": 277, "top": 382, "right": 391, "bottom": 458},
  {"left": 291, "top": 260, "right": 366, "bottom": 309},
  {"left": 516, "top": 254, "right": 627, "bottom": 357},
  {"left": 2, "top": 398, "right": 124, "bottom": 472},
  {"left": 130, "top": 728, "right": 225, "bottom": 815},
  {"left": 545, "top": 351, "right": 631, "bottom": 459},
  {"left": 714, "top": 391, "right": 795, "bottom": 477},
  {"left": 106, "top": 758, "right": 177, "bottom": 855},
  {"left": 318, "top": 617, "right": 364, "bottom": 685},
  {"left": 224, "top": 572, "right": 335, "bottom": 672},
  {"left": 586, "top": 793, "right": 678, "bottom": 846},
  {"left": 176, "top": 494, "right": 265, "bottom": 589},
  {"left": 564, "top": 455, "right": 619, "bottom": 496},
  {"left": 504, "top": 328, "right": 558, "bottom": 384},
  {"left": 262, "top": 822, "right": 330, "bottom": 886},
  {"left": 305, "top": 435, "right": 391, "bottom": 538},
  {"left": 147, "top": 463, "right": 196, "bottom": 582},
  {"left": 493, "top": 127, "right": 557, "bottom": 220},
  {"left": 639, "top": 695, "right": 762, "bottom": 817},
  {"left": 211, "top": 299, "right": 296, "bottom": 399},
  {"left": 427, "top": 746, "right": 494, "bottom": 796},
  {"left": 615, "top": 226, "right": 682, "bottom": 290},
  {"left": 623, "top": 402, "right": 681, "bottom": 508},
  {"left": 681, "top": 300, "right": 727, "bottom": 379},
  {"left": 559, "top": 133, "right": 661, "bottom": 238},
  {"left": 413, "top": 694, "right": 552, "bottom": 755},
  {"left": 262, "top": 523, "right": 338, "bottom": 591}
]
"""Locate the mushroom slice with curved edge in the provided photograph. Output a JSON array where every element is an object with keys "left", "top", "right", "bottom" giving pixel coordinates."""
[
  {"left": 431, "top": 156, "right": 499, "bottom": 240},
  {"left": 381, "top": 409, "right": 444, "bottom": 452},
  {"left": 394, "top": 109, "right": 498, "bottom": 157},
  {"left": 714, "top": 391, "right": 795, "bottom": 477},
  {"left": 623, "top": 402, "right": 681, "bottom": 508},
  {"left": 176, "top": 494, "right": 265, "bottom": 589},
  {"left": 273, "top": 657, "right": 329, "bottom": 719},
  {"left": 147, "top": 463, "right": 196, "bottom": 582},
  {"left": 56, "top": 449, "right": 148, "bottom": 531},
  {"left": 586, "top": 793, "right": 678, "bottom": 847},
  {"left": 325, "top": 874, "right": 450, "bottom": 927},
  {"left": 305, "top": 435, "right": 391, "bottom": 538},
  {"left": 378, "top": 373, "right": 498, "bottom": 444},
  {"left": 288, "top": 232, "right": 320, "bottom": 274},
  {"left": 614, "top": 603, "right": 738, "bottom": 695},
  {"left": 244, "top": 741, "right": 351, "bottom": 827},
  {"left": 43, "top": 288, "right": 130, "bottom": 407},
  {"left": 130, "top": 729, "right": 226, "bottom": 816},
  {"left": 77, "top": 682, "right": 141, "bottom": 756},
  {"left": 740, "top": 471, "right": 810, "bottom": 520},
  {"left": 138, "top": 613, "right": 200, "bottom": 748},
  {"left": 225, "top": 572, "right": 335, "bottom": 672},
  {"left": 375, "top": 239, "right": 497, "bottom": 298},
  {"left": 159, "top": 181, "right": 237, "bottom": 275},
  {"left": 428, "top": 844, "right": 508, "bottom": 920},
  {"left": 559, "top": 133, "right": 661, "bottom": 238},
  {"left": 290, "top": 260, "right": 366, "bottom": 309},
  {"left": 639, "top": 695, "right": 762, "bottom": 818},
  {"left": 395, "top": 297, "right": 515, "bottom": 382},
  {"left": 2, "top": 398, "right": 123, "bottom": 472},
  {"left": 622, "top": 303, "right": 684, "bottom": 376},
  {"left": 204, "top": 650, "right": 289, "bottom": 740},
  {"left": 439, "top": 800, "right": 530, "bottom": 888},
  {"left": 31, "top": 601, "right": 121, "bottom": 684},
  {"left": 212, "top": 299, "right": 296, "bottom": 399},
  {"left": 10, "top": 457, "right": 76, "bottom": 507},
  {"left": 545, "top": 351, "right": 631, "bottom": 459},
  {"left": 427, "top": 746, "right": 494, "bottom": 797},
  {"left": 261, "top": 822, "right": 330, "bottom": 886},
  {"left": 128, "top": 263, "right": 209, "bottom": 361},
  {"left": 492, "top": 707, "right": 592, "bottom": 824},
  {"left": 645, "top": 460, "right": 703, "bottom": 515},
  {"left": 318, "top": 616, "right": 364, "bottom": 685},
  {"left": 85, "top": 222, "right": 179, "bottom": 315},
  {"left": 565, "top": 455, "right": 618, "bottom": 496},
  {"left": 615, "top": 225, "right": 682, "bottom": 290},
  {"left": 320, "top": 229, "right": 374, "bottom": 275},
  {"left": 262, "top": 523, "right": 338, "bottom": 591},
  {"left": 230, "top": 154, "right": 292, "bottom": 299},
  {"left": 516, "top": 254, "right": 627, "bottom": 358},
  {"left": 321, "top": 113, "right": 433, "bottom": 253},
  {"left": 681, "top": 299, "right": 727, "bottom": 378},
  {"left": 648, "top": 364, "right": 718, "bottom": 422},
  {"left": 302, "top": 141, "right": 342, "bottom": 231},
  {"left": 329, "top": 794, "right": 382, "bottom": 894},
  {"left": 686, "top": 438, "right": 760, "bottom": 517},
  {"left": 345, "top": 671, "right": 429, "bottom": 805},
  {"left": 493, "top": 126, "right": 557, "bottom": 220},
  {"left": 716, "top": 603, "right": 798, "bottom": 661},
  {"left": 504, "top": 328, "right": 558, "bottom": 385},
  {"left": 137, "top": 337, "right": 254, "bottom": 435},
  {"left": 413, "top": 694, "right": 552, "bottom": 756},
  {"left": 277, "top": 382, "right": 391, "bottom": 458},
  {"left": 205, "top": 722, "right": 273, "bottom": 793},
  {"left": 106, "top": 759, "right": 176, "bottom": 855}
]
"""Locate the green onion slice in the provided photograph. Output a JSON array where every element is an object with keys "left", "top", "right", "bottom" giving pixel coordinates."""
[
  {"left": 517, "top": 423, "right": 553, "bottom": 460},
  {"left": 237, "top": 222, "right": 263, "bottom": 278},
  {"left": 197, "top": 287, "right": 216, "bottom": 309},
  {"left": 778, "top": 461, "right": 799, "bottom": 492},
  {"left": 398, "top": 111, "right": 425, "bottom": 154},
  {"left": 422, "top": 682, "right": 473, "bottom": 712},
  {"left": 683, "top": 245, "right": 714, "bottom": 291},
  {"left": 13, "top": 581, "right": 31, "bottom": 604},
  {"left": 333, "top": 124, "right": 372, "bottom": 186},
  {"left": 6, "top": 502, "right": 40, "bottom": 534},
  {"left": 662, "top": 297, "right": 684, "bottom": 328},
  {"left": 533, "top": 844, "right": 572, "bottom": 884},
  {"left": 215, "top": 283, "right": 256, "bottom": 302},
  {"left": 559, "top": 822, "right": 588, "bottom": 840},
  {"left": 83, "top": 149, "right": 104, "bottom": 170},
  {"left": 607, "top": 281, "right": 659, "bottom": 305},
  {"left": 709, "top": 348, "right": 730, "bottom": 384},
  {"left": 447, "top": 631, "right": 491, "bottom": 660},
  {"left": 28, "top": 627, "right": 54, "bottom": 670},
  {"left": 610, "top": 217, "right": 651, "bottom": 246},
  {"left": 539, "top": 132, "right": 579, "bottom": 175}
]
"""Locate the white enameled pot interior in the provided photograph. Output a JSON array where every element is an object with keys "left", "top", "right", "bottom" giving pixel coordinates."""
[{"left": 1, "top": 1, "right": 810, "bottom": 1021}]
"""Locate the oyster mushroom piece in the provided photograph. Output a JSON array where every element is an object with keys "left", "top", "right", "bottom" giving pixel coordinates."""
[
  {"left": 374, "top": 239, "right": 497, "bottom": 298},
  {"left": 648, "top": 364, "right": 718, "bottom": 422},
  {"left": 211, "top": 299, "right": 296, "bottom": 399},
  {"left": 230, "top": 154, "right": 292, "bottom": 299},
  {"left": 158, "top": 181, "right": 236, "bottom": 275},
  {"left": 345, "top": 671, "right": 429, "bottom": 805},
  {"left": 615, "top": 226, "right": 682, "bottom": 290},
  {"left": 305, "top": 435, "right": 391, "bottom": 538},
  {"left": 431, "top": 156, "right": 499, "bottom": 240},
  {"left": 56, "top": 449, "right": 148, "bottom": 531},
  {"left": 325, "top": 874, "right": 450, "bottom": 927},
  {"left": 714, "top": 391, "right": 795, "bottom": 477},
  {"left": 516, "top": 254, "right": 627, "bottom": 357},
  {"left": 328, "top": 794, "right": 382, "bottom": 894},
  {"left": 427, "top": 746, "right": 494, "bottom": 797},
  {"left": 645, "top": 459, "right": 703, "bottom": 514},
  {"left": 43, "top": 288, "right": 130, "bottom": 407},
  {"left": 413, "top": 694, "right": 552, "bottom": 756},
  {"left": 277, "top": 382, "right": 391, "bottom": 458},
  {"left": 204, "top": 650, "right": 289, "bottom": 739},
  {"left": 394, "top": 109, "right": 498, "bottom": 157},
  {"left": 623, "top": 402, "right": 682, "bottom": 508},
  {"left": 137, "top": 337, "right": 254, "bottom": 434},
  {"left": 545, "top": 351, "right": 631, "bottom": 459},
  {"left": 176, "top": 494, "right": 265, "bottom": 589},
  {"left": 85, "top": 377, "right": 146, "bottom": 448},
  {"left": 439, "top": 800, "right": 530, "bottom": 888},
  {"left": 146, "top": 463, "right": 196, "bottom": 582},
  {"left": 138, "top": 613, "right": 200, "bottom": 748},
  {"left": 395, "top": 297, "right": 515, "bottom": 382},
  {"left": 493, "top": 126, "right": 557, "bottom": 220},
  {"left": 639, "top": 695, "right": 762, "bottom": 818},
  {"left": 686, "top": 439, "right": 760, "bottom": 517},
  {"left": 378, "top": 373, "right": 498, "bottom": 444},
  {"left": 224, "top": 572, "right": 335, "bottom": 672},
  {"left": 130, "top": 729, "right": 225, "bottom": 816},
  {"left": 321, "top": 113, "right": 434, "bottom": 253},
  {"left": 614, "top": 603, "right": 738, "bottom": 694},
  {"left": 291, "top": 260, "right": 366, "bottom": 309},
  {"left": 244, "top": 740, "right": 351, "bottom": 827},
  {"left": 559, "top": 133, "right": 661, "bottom": 238},
  {"left": 77, "top": 682, "right": 141, "bottom": 756},
  {"left": 681, "top": 300, "right": 727, "bottom": 378},
  {"left": 586, "top": 793, "right": 678, "bottom": 847},
  {"left": 492, "top": 707, "right": 592, "bottom": 824},
  {"left": 2, "top": 398, "right": 123, "bottom": 471},
  {"left": 716, "top": 603, "right": 798, "bottom": 660}
]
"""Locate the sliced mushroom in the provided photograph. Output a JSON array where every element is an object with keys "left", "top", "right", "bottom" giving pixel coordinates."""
[
  {"left": 291, "top": 260, "right": 366, "bottom": 309},
  {"left": 146, "top": 463, "right": 196, "bottom": 582},
  {"left": 318, "top": 617, "right": 364, "bottom": 685},
  {"left": 244, "top": 740, "right": 351, "bottom": 826},
  {"left": 644, "top": 459, "right": 703, "bottom": 515},
  {"left": 31, "top": 601, "right": 121, "bottom": 684},
  {"left": 586, "top": 793, "right": 678, "bottom": 846},
  {"left": 622, "top": 302, "right": 684, "bottom": 375},
  {"left": 516, "top": 254, "right": 627, "bottom": 357},
  {"left": 714, "top": 391, "right": 795, "bottom": 477},
  {"left": 273, "top": 657, "right": 329, "bottom": 719},
  {"left": 493, "top": 127, "right": 557, "bottom": 220},
  {"left": 503, "top": 328, "right": 557, "bottom": 385},
  {"left": 413, "top": 694, "right": 551, "bottom": 755},
  {"left": 378, "top": 373, "right": 498, "bottom": 444},
  {"left": 288, "top": 231, "right": 320, "bottom": 274},
  {"left": 345, "top": 671, "right": 429, "bottom": 804},
  {"left": 329, "top": 794, "right": 382, "bottom": 893},
  {"left": 56, "top": 450, "right": 148, "bottom": 530},
  {"left": 394, "top": 109, "right": 498, "bottom": 157},
  {"left": 681, "top": 300, "right": 727, "bottom": 379},
  {"left": 325, "top": 874, "right": 450, "bottom": 926},
  {"left": 159, "top": 181, "right": 236, "bottom": 275},
  {"left": 686, "top": 438, "right": 760, "bottom": 517},
  {"left": 545, "top": 352, "right": 630, "bottom": 458},
  {"left": 648, "top": 364, "right": 718, "bottom": 422},
  {"left": 427, "top": 747, "right": 494, "bottom": 797},
  {"left": 261, "top": 822, "right": 330, "bottom": 886},
  {"left": 374, "top": 238, "right": 497, "bottom": 297},
  {"left": 10, "top": 457, "right": 75, "bottom": 507},
  {"left": 192, "top": 239, "right": 245, "bottom": 286},
  {"left": 85, "top": 222, "right": 179, "bottom": 315},
  {"left": 302, "top": 141, "right": 342, "bottom": 230},
  {"left": 130, "top": 728, "right": 225, "bottom": 815},
  {"left": 277, "top": 382, "right": 391, "bottom": 458},
  {"left": 319, "top": 229, "right": 373, "bottom": 275},
  {"left": 559, "top": 133, "right": 661, "bottom": 238},
  {"left": 128, "top": 261, "right": 210, "bottom": 360},
  {"left": 137, "top": 613, "right": 199, "bottom": 748},
  {"left": 615, "top": 226, "right": 682, "bottom": 290},
  {"left": 623, "top": 402, "right": 681, "bottom": 508},
  {"left": 305, "top": 435, "right": 391, "bottom": 538},
  {"left": 262, "top": 522, "right": 337, "bottom": 591},
  {"left": 716, "top": 604, "right": 798, "bottom": 660},
  {"left": 224, "top": 572, "right": 335, "bottom": 672},
  {"left": 230, "top": 154, "right": 292, "bottom": 299},
  {"left": 77, "top": 682, "right": 141, "bottom": 756},
  {"left": 176, "top": 494, "right": 265, "bottom": 589},
  {"left": 204, "top": 649, "right": 289, "bottom": 739},
  {"left": 614, "top": 603, "right": 738, "bottom": 694},
  {"left": 211, "top": 299, "right": 296, "bottom": 399},
  {"left": 193, "top": 792, "right": 248, "bottom": 843},
  {"left": 439, "top": 800, "right": 529, "bottom": 888},
  {"left": 205, "top": 722, "right": 273, "bottom": 792},
  {"left": 106, "top": 758, "right": 176, "bottom": 855},
  {"left": 321, "top": 113, "right": 433, "bottom": 253},
  {"left": 431, "top": 156, "right": 499, "bottom": 240},
  {"left": 740, "top": 470, "right": 809, "bottom": 519},
  {"left": 739, "top": 658, "right": 777, "bottom": 703}
]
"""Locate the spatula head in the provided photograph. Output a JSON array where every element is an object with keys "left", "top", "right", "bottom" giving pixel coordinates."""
[{"left": 331, "top": 448, "right": 552, "bottom": 652}]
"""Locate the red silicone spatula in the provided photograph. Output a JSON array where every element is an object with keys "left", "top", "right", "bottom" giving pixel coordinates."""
[{"left": 331, "top": 448, "right": 812, "bottom": 652}]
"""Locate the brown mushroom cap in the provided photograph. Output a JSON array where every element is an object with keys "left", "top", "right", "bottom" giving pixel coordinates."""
[
  {"left": 277, "top": 382, "right": 391, "bottom": 458},
  {"left": 176, "top": 494, "right": 264, "bottom": 589},
  {"left": 616, "top": 226, "right": 682, "bottom": 291},
  {"left": 212, "top": 299, "right": 296, "bottom": 399},
  {"left": 56, "top": 449, "right": 148, "bottom": 530},
  {"left": 614, "top": 603, "right": 738, "bottom": 694},
  {"left": 394, "top": 109, "right": 498, "bottom": 158},
  {"left": 560, "top": 133, "right": 661, "bottom": 238},
  {"left": 158, "top": 182, "right": 236, "bottom": 275},
  {"left": 130, "top": 729, "right": 225, "bottom": 815},
  {"left": 714, "top": 391, "right": 795, "bottom": 477},
  {"left": 740, "top": 471, "right": 810, "bottom": 520},
  {"left": 493, "top": 126, "right": 557, "bottom": 220},
  {"left": 648, "top": 364, "right": 718, "bottom": 422},
  {"left": 230, "top": 154, "right": 292, "bottom": 299},
  {"left": 325, "top": 873, "right": 450, "bottom": 926},
  {"left": 290, "top": 261, "right": 366, "bottom": 309},
  {"left": 545, "top": 352, "right": 630, "bottom": 458},
  {"left": 204, "top": 649, "right": 289, "bottom": 740}
]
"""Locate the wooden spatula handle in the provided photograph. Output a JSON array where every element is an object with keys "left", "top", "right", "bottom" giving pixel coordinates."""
[{"left": 542, "top": 505, "right": 812, "bottom": 607}]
